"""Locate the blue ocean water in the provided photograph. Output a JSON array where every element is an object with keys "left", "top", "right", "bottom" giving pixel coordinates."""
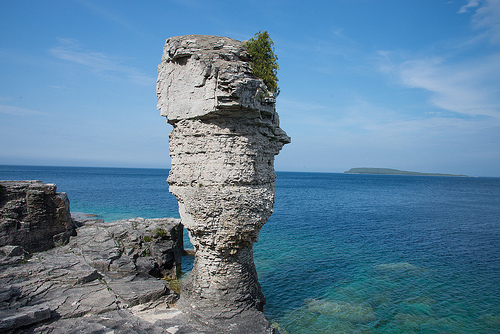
[{"left": 1, "top": 165, "right": 499, "bottom": 333}]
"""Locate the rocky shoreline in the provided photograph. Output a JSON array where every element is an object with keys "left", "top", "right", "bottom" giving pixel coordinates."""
[
  {"left": 0, "top": 213, "right": 277, "bottom": 333},
  {"left": 0, "top": 213, "right": 218, "bottom": 333},
  {"left": 0, "top": 179, "right": 275, "bottom": 333}
]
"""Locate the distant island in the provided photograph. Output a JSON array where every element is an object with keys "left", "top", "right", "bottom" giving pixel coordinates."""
[{"left": 344, "top": 168, "right": 468, "bottom": 177}]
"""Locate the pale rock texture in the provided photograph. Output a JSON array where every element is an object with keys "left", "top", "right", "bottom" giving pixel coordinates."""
[
  {"left": 0, "top": 180, "right": 76, "bottom": 252},
  {"left": 157, "top": 35, "right": 290, "bottom": 333}
]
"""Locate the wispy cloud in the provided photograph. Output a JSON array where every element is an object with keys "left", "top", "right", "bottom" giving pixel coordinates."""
[
  {"left": 278, "top": 95, "right": 500, "bottom": 174},
  {"left": 75, "top": 0, "right": 141, "bottom": 36},
  {"left": 459, "top": 0, "right": 480, "bottom": 13},
  {"left": 0, "top": 104, "right": 47, "bottom": 116},
  {"left": 378, "top": 0, "right": 500, "bottom": 118},
  {"left": 301, "top": 97, "right": 500, "bottom": 154},
  {"left": 49, "top": 38, "right": 154, "bottom": 86},
  {"left": 471, "top": 0, "right": 500, "bottom": 44},
  {"left": 397, "top": 54, "right": 500, "bottom": 118}
]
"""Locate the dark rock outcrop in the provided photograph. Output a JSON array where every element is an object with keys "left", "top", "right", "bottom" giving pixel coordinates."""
[
  {"left": 157, "top": 35, "right": 290, "bottom": 333},
  {"left": 0, "top": 181, "right": 76, "bottom": 252},
  {"left": 0, "top": 215, "right": 184, "bottom": 333}
]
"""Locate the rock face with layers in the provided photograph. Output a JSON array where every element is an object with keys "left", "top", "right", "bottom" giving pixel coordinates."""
[
  {"left": 0, "top": 180, "right": 76, "bottom": 252},
  {"left": 157, "top": 35, "right": 290, "bottom": 332},
  {"left": 0, "top": 215, "right": 184, "bottom": 333},
  {"left": 75, "top": 217, "right": 184, "bottom": 280}
]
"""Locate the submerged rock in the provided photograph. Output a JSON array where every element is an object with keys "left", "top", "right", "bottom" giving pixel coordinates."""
[
  {"left": 157, "top": 35, "right": 290, "bottom": 333},
  {"left": 306, "top": 299, "right": 378, "bottom": 324}
]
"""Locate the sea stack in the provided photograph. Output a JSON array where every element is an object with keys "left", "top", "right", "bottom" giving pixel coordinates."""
[{"left": 156, "top": 35, "right": 290, "bottom": 332}]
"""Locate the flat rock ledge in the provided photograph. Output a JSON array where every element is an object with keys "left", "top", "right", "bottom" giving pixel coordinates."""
[{"left": 0, "top": 214, "right": 227, "bottom": 334}]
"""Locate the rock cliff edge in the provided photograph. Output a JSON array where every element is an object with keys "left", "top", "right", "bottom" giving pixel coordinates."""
[
  {"left": 0, "top": 181, "right": 76, "bottom": 252},
  {"left": 157, "top": 35, "right": 290, "bottom": 333}
]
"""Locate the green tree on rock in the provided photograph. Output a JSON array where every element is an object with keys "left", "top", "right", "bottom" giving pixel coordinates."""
[{"left": 245, "top": 31, "right": 280, "bottom": 97}]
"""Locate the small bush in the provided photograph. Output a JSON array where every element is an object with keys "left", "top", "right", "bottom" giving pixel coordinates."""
[
  {"left": 166, "top": 277, "right": 181, "bottom": 294},
  {"left": 245, "top": 31, "right": 280, "bottom": 97},
  {"left": 155, "top": 228, "right": 167, "bottom": 238}
]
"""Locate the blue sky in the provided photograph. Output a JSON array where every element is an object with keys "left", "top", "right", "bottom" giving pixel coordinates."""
[{"left": 1, "top": 0, "right": 499, "bottom": 176}]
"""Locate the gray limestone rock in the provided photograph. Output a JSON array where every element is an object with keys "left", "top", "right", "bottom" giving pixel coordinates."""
[
  {"left": 0, "top": 245, "right": 29, "bottom": 266},
  {"left": 157, "top": 35, "right": 290, "bottom": 333},
  {"left": 0, "top": 304, "right": 51, "bottom": 332},
  {"left": 32, "top": 308, "right": 214, "bottom": 334},
  {"left": 0, "top": 181, "right": 76, "bottom": 252},
  {"left": 0, "top": 245, "right": 122, "bottom": 332},
  {"left": 156, "top": 35, "right": 277, "bottom": 122},
  {"left": 0, "top": 216, "right": 184, "bottom": 333},
  {"left": 33, "top": 309, "right": 167, "bottom": 334},
  {"left": 75, "top": 217, "right": 183, "bottom": 279}
]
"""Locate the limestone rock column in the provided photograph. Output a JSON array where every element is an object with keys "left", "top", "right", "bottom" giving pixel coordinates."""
[{"left": 156, "top": 35, "right": 290, "bottom": 332}]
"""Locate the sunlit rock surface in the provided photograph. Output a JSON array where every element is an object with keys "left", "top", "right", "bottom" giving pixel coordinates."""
[{"left": 157, "top": 35, "right": 290, "bottom": 333}]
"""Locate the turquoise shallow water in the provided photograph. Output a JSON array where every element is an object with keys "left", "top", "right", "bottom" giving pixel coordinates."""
[{"left": 1, "top": 166, "right": 499, "bottom": 333}]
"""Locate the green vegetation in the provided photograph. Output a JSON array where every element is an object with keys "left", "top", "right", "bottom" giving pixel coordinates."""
[
  {"left": 155, "top": 227, "right": 167, "bottom": 238},
  {"left": 166, "top": 277, "right": 181, "bottom": 294},
  {"left": 143, "top": 235, "right": 152, "bottom": 242},
  {"left": 97, "top": 276, "right": 108, "bottom": 285},
  {"left": 344, "top": 167, "right": 468, "bottom": 177},
  {"left": 245, "top": 31, "right": 280, "bottom": 97}
]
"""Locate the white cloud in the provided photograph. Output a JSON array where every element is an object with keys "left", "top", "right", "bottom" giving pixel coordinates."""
[
  {"left": 459, "top": 0, "right": 500, "bottom": 44},
  {"left": 49, "top": 38, "right": 154, "bottom": 86},
  {"left": 0, "top": 104, "right": 47, "bottom": 116},
  {"left": 397, "top": 54, "right": 500, "bottom": 118},
  {"left": 378, "top": 0, "right": 500, "bottom": 118},
  {"left": 472, "top": 0, "right": 500, "bottom": 44},
  {"left": 459, "top": 0, "right": 480, "bottom": 13}
]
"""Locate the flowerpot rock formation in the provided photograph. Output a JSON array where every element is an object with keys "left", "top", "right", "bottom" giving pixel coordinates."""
[{"left": 156, "top": 35, "right": 290, "bottom": 332}]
